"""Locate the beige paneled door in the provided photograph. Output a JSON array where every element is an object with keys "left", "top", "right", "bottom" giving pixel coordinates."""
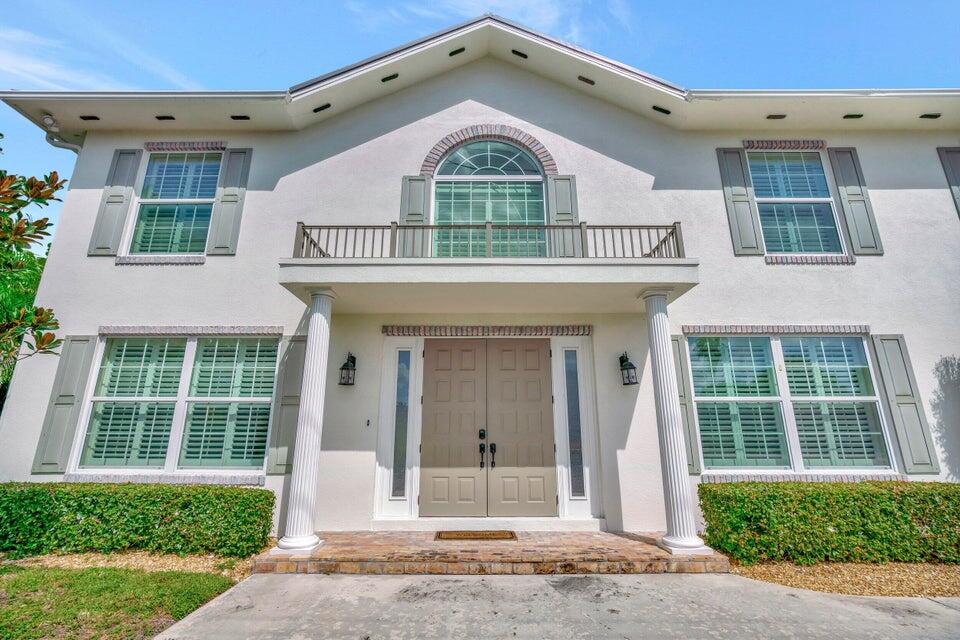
[
  {"left": 486, "top": 339, "right": 558, "bottom": 516},
  {"left": 420, "top": 339, "right": 487, "bottom": 516},
  {"left": 420, "top": 338, "right": 557, "bottom": 517}
]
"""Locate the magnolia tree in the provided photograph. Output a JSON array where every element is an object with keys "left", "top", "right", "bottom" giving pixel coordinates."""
[{"left": 0, "top": 132, "right": 65, "bottom": 387}]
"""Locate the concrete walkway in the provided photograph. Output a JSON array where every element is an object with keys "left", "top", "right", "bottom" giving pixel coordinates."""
[{"left": 158, "top": 574, "right": 960, "bottom": 640}]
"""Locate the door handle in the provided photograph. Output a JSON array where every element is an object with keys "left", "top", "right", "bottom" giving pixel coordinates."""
[
  {"left": 479, "top": 442, "right": 486, "bottom": 469},
  {"left": 489, "top": 442, "right": 497, "bottom": 468}
]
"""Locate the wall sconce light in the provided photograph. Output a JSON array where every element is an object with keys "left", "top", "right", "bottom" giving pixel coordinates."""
[
  {"left": 339, "top": 352, "right": 356, "bottom": 386},
  {"left": 619, "top": 352, "right": 638, "bottom": 386}
]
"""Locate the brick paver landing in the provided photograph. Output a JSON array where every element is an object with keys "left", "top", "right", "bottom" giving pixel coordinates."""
[{"left": 253, "top": 531, "right": 729, "bottom": 575}]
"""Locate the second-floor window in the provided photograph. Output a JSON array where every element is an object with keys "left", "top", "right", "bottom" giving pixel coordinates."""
[
  {"left": 434, "top": 140, "right": 545, "bottom": 257},
  {"left": 130, "top": 152, "right": 222, "bottom": 254},
  {"left": 747, "top": 151, "right": 844, "bottom": 254}
]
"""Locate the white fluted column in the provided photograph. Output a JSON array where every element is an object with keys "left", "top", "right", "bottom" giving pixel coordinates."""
[
  {"left": 643, "top": 291, "right": 711, "bottom": 555},
  {"left": 278, "top": 289, "right": 335, "bottom": 551}
]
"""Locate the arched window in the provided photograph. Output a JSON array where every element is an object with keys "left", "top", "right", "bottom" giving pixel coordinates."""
[{"left": 434, "top": 140, "right": 546, "bottom": 257}]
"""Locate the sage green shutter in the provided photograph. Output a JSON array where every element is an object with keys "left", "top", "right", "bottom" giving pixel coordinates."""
[
  {"left": 937, "top": 147, "right": 960, "bottom": 219},
  {"left": 32, "top": 336, "right": 97, "bottom": 473},
  {"left": 716, "top": 148, "right": 763, "bottom": 255},
  {"left": 871, "top": 335, "right": 940, "bottom": 474},
  {"left": 399, "top": 175, "right": 430, "bottom": 257},
  {"left": 267, "top": 336, "right": 306, "bottom": 474},
  {"left": 828, "top": 148, "right": 883, "bottom": 255},
  {"left": 546, "top": 175, "right": 580, "bottom": 257},
  {"left": 88, "top": 150, "right": 141, "bottom": 256},
  {"left": 206, "top": 148, "right": 252, "bottom": 255},
  {"left": 671, "top": 336, "right": 701, "bottom": 474}
]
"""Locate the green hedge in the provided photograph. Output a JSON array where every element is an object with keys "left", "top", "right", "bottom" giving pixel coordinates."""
[
  {"left": 699, "top": 481, "right": 960, "bottom": 565},
  {"left": 0, "top": 483, "right": 274, "bottom": 558}
]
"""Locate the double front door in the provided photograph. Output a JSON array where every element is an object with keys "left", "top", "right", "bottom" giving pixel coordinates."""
[{"left": 419, "top": 338, "right": 558, "bottom": 517}]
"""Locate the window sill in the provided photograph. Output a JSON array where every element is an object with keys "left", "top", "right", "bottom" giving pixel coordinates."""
[
  {"left": 115, "top": 255, "right": 206, "bottom": 266},
  {"left": 764, "top": 254, "right": 856, "bottom": 265},
  {"left": 699, "top": 472, "right": 905, "bottom": 483},
  {"left": 64, "top": 471, "right": 265, "bottom": 486}
]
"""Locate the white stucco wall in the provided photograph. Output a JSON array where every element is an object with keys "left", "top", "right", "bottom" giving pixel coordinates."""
[{"left": 0, "top": 58, "right": 957, "bottom": 533}]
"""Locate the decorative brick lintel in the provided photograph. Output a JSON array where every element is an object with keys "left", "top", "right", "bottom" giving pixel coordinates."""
[
  {"left": 765, "top": 254, "right": 856, "bottom": 265},
  {"left": 420, "top": 124, "right": 559, "bottom": 176},
  {"left": 99, "top": 325, "right": 284, "bottom": 336},
  {"left": 742, "top": 139, "right": 826, "bottom": 150},
  {"left": 681, "top": 324, "right": 870, "bottom": 336},
  {"left": 115, "top": 255, "right": 206, "bottom": 266},
  {"left": 63, "top": 472, "right": 265, "bottom": 486},
  {"left": 701, "top": 473, "right": 906, "bottom": 483},
  {"left": 144, "top": 141, "right": 226, "bottom": 151},
  {"left": 382, "top": 325, "right": 592, "bottom": 337}
]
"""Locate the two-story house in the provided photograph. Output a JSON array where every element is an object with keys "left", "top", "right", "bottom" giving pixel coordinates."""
[{"left": 1, "top": 15, "right": 957, "bottom": 555}]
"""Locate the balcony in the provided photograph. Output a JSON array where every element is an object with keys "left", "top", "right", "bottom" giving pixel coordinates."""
[
  {"left": 292, "top": 222, "right": 686, "bottom": 259},
  {"left": 279, "top": 222, "right": 699, "bottom": 313}
]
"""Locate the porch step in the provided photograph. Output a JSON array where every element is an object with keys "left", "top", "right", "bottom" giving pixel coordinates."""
[{"left": 253, "top": 531, "right": 730, "bottom": 575}]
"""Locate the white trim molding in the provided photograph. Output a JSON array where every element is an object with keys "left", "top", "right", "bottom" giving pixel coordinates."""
[
  {"left": 682, "top": 324, "right": 870, "bottom": 335},
  {"left": 99, "top": 325, "right": 284, "bottom": 336},
  {"left": 382, "top": 325, "right": 593, "bottom": 337}
]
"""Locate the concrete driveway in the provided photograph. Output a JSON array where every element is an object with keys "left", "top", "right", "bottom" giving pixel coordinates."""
[{"left": 158, "top": 574, "right": 960, "bottom": 640}]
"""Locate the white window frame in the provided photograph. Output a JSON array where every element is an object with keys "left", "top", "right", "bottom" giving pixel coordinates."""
[
  {"left": 746, "top": 149, "right": 849, "bottom": 257},
  {"left": 431, "top": 141, "right": 545, "bottom": 226},
  {"left": 119, "top": 151, "right": 223, "bottom": 257},
  {"left": 67, "top": 335, "right": 279, "bottom": 478},
  {"left": 687, "top": 334, "right": 897, "bottom": 476},
  {"left": 372, "top": 335, "right": 603, "bottom": 521}
]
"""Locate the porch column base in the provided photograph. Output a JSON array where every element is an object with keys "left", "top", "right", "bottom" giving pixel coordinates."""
[
  {"left": 275, "top": 534, "right": 323, "bottom": 552},
  {"left": 657, "top": 535, "right": 713, "bottom": 556}
]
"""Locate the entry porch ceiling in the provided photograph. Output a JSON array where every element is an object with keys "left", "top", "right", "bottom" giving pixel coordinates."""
[
  {"left": 277, "top": 258, "right": 699, "bottom": 313},
  {"left": 3, "top": 15, "right": 958, "bottom": 147}
]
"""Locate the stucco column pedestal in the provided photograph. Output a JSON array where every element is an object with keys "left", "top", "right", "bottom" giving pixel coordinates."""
[
  {"left": 642, "top": 291, "right": 712, "bottom": 555},
  {"left": 277, "top": 289, "right": 335, "bottom": 551}
]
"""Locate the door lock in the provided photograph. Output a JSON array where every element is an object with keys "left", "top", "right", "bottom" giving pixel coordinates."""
[
  {"left": 479, "top": 442, "right": 486, "bottom": 469},
  {"left": 489, "top": 442, "right": 497, "bottom": 468},
  {"left": 479, "top": 428, "right": 486, "bottom": 440}
]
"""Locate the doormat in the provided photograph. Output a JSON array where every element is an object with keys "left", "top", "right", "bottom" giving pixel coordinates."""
[{"left": 435, "top": 530, "right": 517, "bottom": 541}]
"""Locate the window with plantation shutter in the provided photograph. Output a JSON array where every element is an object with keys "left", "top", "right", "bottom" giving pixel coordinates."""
[
  {"left": 782, "top": 337, "right": 889, "bottom": 468},
  {"left": 80, "top": 338, "right": 185, "bottom": 468},
  {"left": 129, "top": 153, "right": 222, "bottom": 254},
  {"left": 685, "top": 334, "right": 893, "bottom": 472},
  {"left": 179, "top": 338, "right": 277, "bottom": 468},
  {"left": 77, "top": 335, "right": 279, "bottom": 472},
  {"left": 687, "top": 337, "right": 789, "bottom": 468},
  {"left": 746, "top": 151, "right": 845, "bottom": 255}
]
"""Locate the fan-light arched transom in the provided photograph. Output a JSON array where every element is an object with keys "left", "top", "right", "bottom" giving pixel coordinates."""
[
  {"left": 433, "top": 140, "right": 546, "bottom": 257},
  {"left": 436, "top": 140, "right": 543, "bottom": 177}
]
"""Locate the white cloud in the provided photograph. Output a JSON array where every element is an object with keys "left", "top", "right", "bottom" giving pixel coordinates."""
[
  {"left": 0, "top": 27, "right": 133, "bottom": 90},
  {"left": 346, "top": 0, "right": 636, "bottom": 46},
  {"left": 37, "top": 0, "right": 201, "bottom": 90}
]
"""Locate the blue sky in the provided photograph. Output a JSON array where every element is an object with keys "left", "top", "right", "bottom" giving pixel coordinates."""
[{"left": 2, "top": 0, "right": 958, "bottom": 236}]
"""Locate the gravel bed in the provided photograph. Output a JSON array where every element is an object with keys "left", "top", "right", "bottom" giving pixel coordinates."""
[{"left": 733, "top": 562, "right": 960, "bottom": 597}]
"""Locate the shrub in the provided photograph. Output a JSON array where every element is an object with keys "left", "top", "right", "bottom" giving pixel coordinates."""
[
  {"left": 698, "top": 481, "right": 960, "bottom": 565},
  {"left": 0, "top": 483, "right": 274, "bottom": 558}
]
